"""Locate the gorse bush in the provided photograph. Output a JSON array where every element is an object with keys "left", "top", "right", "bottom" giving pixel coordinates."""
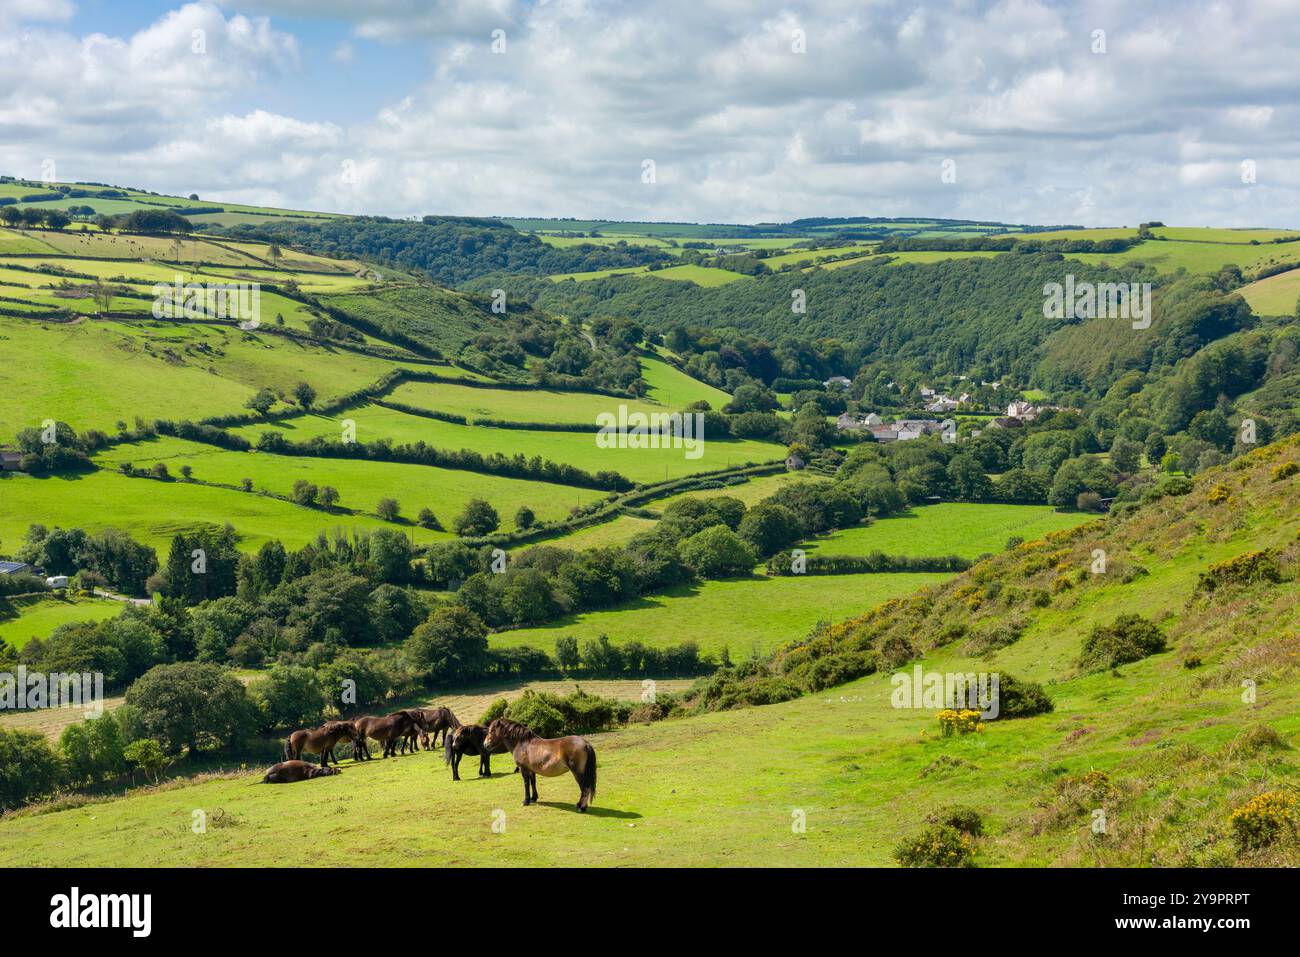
[
  {"left": 894, "top": 823, "right": 976, "bottom": 867},
  {"left": 1196, "top": 549, "right": 1283, "bottom": 593},
  {"left": 1229, "top": 791, "right": 1297, "bottom": 851},
  {"left": 1079, "top": 613, "right": 1166, "bottom": 669},
  {"left": 937, "top": 709, "right": 983, "bottom": 737},
  {"left": 925, "top": 806, "right": 985, "bottom": 837}
]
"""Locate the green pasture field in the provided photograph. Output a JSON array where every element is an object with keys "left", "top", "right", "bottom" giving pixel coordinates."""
[
  {"left": 0, "top": 228, "right": 58, "bottom": 254},
  {"left": 880, "top": 250, "right": 1003, "bottom": 266},
  {"left": 385, "top": 379, "right": 675, "bottom": 424},
  {"left": 535, "top": 234, "right": 676, "bottom": 250},
  {"left": 804, "top": 504, "right": 1093, "bottom": 561},
  {"left": 89, "top": 436, "right": 609, "bottom": 535},
  {"left": 548, "top": 264, "right": 652, "bottom": 282},
  {"left": 639, "top": 355, "right": 732, "bottom": 408},
  {"left": 1067, "top": 239, "right": 1300, "bottom": 276},
  {"left": 762, "top": 244, "right": 871, "bottom": 269},
  {"left": 0, "top": 319, "right": 403, "bottom": 442},
  {"left": 226, "top": 404, "right": 783, "bottom": 485},
  {"left": 492, "top": 571, "right": 950, "bottom": 660},
  {"left": 0, "top": 467, "right": 455, "bottom": 554},
  {"left": 648, "top": 263, "right": 747, "bottom": 286},
  {"left": 517, "top": 513, "right": 658, "bottom": 552},
  {"left": 644, "top": 471, "right": 803, "bottom": 512},
  {"left": 1238, "top": 267, "right": 1300, "bottom": 316},
  {"left": 1150, "top": 227, "right": 1300, "bottom": 243},
  {"left": 0, "top": 184, "right": 61, "bottom": 201},
  {"left": 0, "top": 595, "right": 125, "bottom": 650}
]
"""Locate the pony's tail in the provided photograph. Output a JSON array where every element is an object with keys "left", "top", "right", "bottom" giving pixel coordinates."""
[
  {"left": 282, "top": 736, "right": 293, "bottom": 762},
  {"left": 580, "top": 742, "right": 597, "bottom": 802},
  {"left": 443, "top": 728, "right": 454, "bottom": 766}
]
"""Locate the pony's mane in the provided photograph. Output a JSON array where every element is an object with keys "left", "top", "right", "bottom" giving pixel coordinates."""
[{"left": 491, "top": 718, "right": 536, "bottom": 742}]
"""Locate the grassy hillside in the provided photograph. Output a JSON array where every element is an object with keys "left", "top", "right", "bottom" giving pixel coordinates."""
[{"left": 7, "top": 434, "right": 1292, "bottom": 867}]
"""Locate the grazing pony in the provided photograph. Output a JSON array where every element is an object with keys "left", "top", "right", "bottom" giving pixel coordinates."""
[
  {"left": 443, "top": 724, "right": 510, "bottom": 780},
  {"left": 483, "top": 718, "right": 596, "bottom": 812},
  {"left": 411, "top": 706, "right": 462, "bottom": 750},
  {"left": 353, "top": 711, "right": 417, "bottom": 759},
  {"left": 263, "top": 760, "right": 342, "bottom": 784},
  {"left": 284, "top": 720, "right": 360, "bottom": 767}
]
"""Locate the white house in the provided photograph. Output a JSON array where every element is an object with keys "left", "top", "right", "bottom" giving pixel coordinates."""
[
  {"left": 835, "top": 412, "right": 861, "bottom": 431},
  {"left": 894, "top": 418, "right": 944, "bottom": 441},
  {"left": 919, "top": 386, "right": 935, "bottom": 399},
  {"left": 862, "top": 412, "right": 883, "bottom": 426},
  {"left": 926, "top": 396, "right": 958, "bottom": 413},
  {"left": 1006, "top": 400, "right": 1043, "bottom": 420},
  {"left": 823, "top": 375, "right": 852, "bottom": 389}
]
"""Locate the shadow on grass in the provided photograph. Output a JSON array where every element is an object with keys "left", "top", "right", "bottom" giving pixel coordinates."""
[{"left": 536, "top": 801, "right": 641, "bottom": 819}]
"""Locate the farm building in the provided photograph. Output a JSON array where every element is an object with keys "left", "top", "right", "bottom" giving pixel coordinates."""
[
  {"left": 0, "top": 449, "right": 22, "bottom": 471},
  {"left": 0, "top": 561, "right": 37, "bottom": 576}
]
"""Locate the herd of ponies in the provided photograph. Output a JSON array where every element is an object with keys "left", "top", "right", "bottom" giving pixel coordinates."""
[{"left": 261, "top": 707, "right": 597, "bottom": 812}]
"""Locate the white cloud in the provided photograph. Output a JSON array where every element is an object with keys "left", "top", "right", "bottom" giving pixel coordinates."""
[{"left": 3, "top": 0, "right": 1300, "bottom": 228}]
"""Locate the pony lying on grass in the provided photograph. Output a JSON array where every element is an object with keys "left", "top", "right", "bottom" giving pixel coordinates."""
[
  {"left": 263, "top": 760, "right": 342, "bottom": 784},
  {"left": 483, "top": 718, "right": 596, "bottom": 812}
]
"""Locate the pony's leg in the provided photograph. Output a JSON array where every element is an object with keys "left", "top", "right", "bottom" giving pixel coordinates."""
[
  {"left": 531, "top": 772, "right": 539, "bottom": 804},
  {"left": 451, "top": 751, "right": 461, "bottom": 781},
  {"left": 521, "top": 769, "right": 531, "bottom": 805}
]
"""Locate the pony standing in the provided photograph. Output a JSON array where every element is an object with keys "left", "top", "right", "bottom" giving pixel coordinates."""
[{"left": 483, "top": 718, "right": 596, "bottom": 812}]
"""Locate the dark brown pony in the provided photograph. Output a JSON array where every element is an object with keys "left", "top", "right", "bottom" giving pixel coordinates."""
[
  {"left": 443, "top": 724, "right": 511, "bottom": 780},
  {"left": 353, "top": 711, "right": 416, "bottom": 759},
  {"left": 409, "top": 706, "right": 462, "bottom": 750},
  {"left": 284, "top": 720, "right": 360, "bottom": 767},
  {"left": 263, "top": 760, "right": 342, "bottom": 783},
  {"left": 483, "top": 718, "right": 596, "bottom": 811}
]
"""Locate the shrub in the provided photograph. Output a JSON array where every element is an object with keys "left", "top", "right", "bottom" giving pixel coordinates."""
[
  {"left": 1207, "top": 484, "right": 1232, "bottom": 505},
  {"left": 993, "top": 672, "right": 1054, "bottom": 718},
  {"left": 504, "top": 691, "right": 566, "bottom": 738},
  {"left": 1197, "top": 549, "right": 1283, "bottom": 593},
  {"left": 937, "top": 709, "right": 982, "bottom": 737},
  {"left": 479, "top": 697, "right": 509, "bottom": 724},
  {"left": 1271, "top": 461, "right": 1298, "bottom": 482},
  {"left": 1080, "top": 613, "right": 1166, "bottom": 669},
  {"left": 0, "top": 728, "right": 64, "bottom": 809},
  {"left": 375, "top": 497, "right": 401, "bottom": 522},
  {"left": 894, "top": 824, "right": 975, "bottom": 867},
  {"left": 925, "top": 806, "right": 984, "bottom": 837},
  {"left": 1229, "top": 791, "right": 1296, "bottom": 851},
  {"left": 122, "top": 738, "right": 168, "bottom": 784}
]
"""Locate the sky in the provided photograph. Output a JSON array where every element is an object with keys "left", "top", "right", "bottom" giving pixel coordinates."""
[{"left": 2, "top": 0, "right": 1299, "bottom": 227}]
